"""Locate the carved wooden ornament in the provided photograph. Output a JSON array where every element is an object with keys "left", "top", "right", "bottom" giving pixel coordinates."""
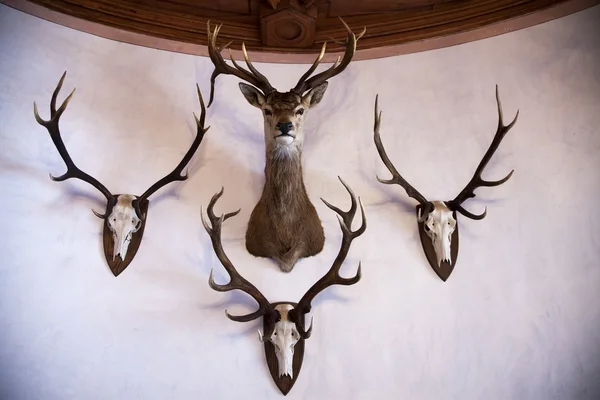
[
  {"left": 205, "top": 18, "right": 365, "bottom": 272},
  {"left": 34, "top": 72, "right": 210, "bottom": 276},
  {"left": 202, "top": 177, "right": 366, "bottom": 395},
  {"left": 373, "top": 87, "right": 519, "bottom": 281}
]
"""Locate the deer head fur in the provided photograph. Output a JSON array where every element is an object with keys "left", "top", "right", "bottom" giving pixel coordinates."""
[{"left": 206, "top": 19, "right": 365, "bottom": 272}]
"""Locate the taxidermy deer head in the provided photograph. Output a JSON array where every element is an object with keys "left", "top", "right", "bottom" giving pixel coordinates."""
[
  {"left": 202, "top": 177, "right": 366, "bottom": 395},
  {"left": 34, "top": 72, "right": 210, "bottom": 276},
  {"left": 373, "top": 87, "right": 519, "bottom": 281},
  {"left": 206, "top": 19, "right": 365, "bottom": 273}
]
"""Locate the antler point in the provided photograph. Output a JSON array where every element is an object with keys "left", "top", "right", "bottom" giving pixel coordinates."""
[
  {"left": 91, "top": 208, "right": 105, "bottom": 218},
  {"left": 376, "top": 175, "right": 389, "bottom": 184}
]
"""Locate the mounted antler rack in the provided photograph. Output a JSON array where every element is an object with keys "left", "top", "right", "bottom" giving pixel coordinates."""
[
  {"left": 202, "top": 177, "right": 366, "bottom": 395},
  {"left": 34, "top": 72, "right": 210, "bottom": 276},
  {"left": 373, "top": 86, "right": 519, "bottom": 281}
]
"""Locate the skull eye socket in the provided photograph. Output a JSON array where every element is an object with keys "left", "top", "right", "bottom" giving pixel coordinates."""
[
  {"left": 424, "top": 225, "right": 430, "bottom": 232},
  {"left": 264, "top": 109, "right": 272, "bottom": 116}
]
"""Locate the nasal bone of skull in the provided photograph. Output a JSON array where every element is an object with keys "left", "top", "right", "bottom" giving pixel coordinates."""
[
  {"left": 435, "top": 237, "right": 452, "bottom": 266},
  {"left": 279, "top": 348, "right": 294, "bottom": 378},
  {"left": 114, "top": 226, "right": 132, "bottom": 261}
]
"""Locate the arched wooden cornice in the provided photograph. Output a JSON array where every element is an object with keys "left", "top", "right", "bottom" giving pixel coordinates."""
[{"left": 1, "top": 0, "right": 598, "bottom": 63}]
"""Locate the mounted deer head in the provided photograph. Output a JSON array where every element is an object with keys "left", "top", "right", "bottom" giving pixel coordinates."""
[
  {"left": 34, "top": 72, "right": 210, "bottom": 276},
  {"left": 373, "top": 87, "right": 519, "bottom": 281},
  {"left": 202, "top": 177, "right": 366, "bottom": 395},
  {"left": 206, "top": 19, "right": 366, "bottom": 273}
]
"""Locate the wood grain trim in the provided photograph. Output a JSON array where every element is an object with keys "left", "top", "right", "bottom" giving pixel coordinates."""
[{"left": 1, "top": 0, "right": 598, "bottom": 63}]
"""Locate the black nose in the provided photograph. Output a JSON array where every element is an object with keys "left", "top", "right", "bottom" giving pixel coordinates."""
[{"left": 276, "top": 122, "right": 293, "bottom": 135}]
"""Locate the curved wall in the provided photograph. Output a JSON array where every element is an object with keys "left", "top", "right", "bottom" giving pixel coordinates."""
[{"left": 1, "top": 4, "right": 599, "bottom": 399}]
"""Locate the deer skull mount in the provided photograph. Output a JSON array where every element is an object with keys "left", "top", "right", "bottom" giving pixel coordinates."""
[
  {"left": 419, "top": 200, "right": 457, "bottom": 267},
  {"left": 373, "top": 87, "right": 519, "bottom": 281},
  {"left": 105, "top": 194, "right": 142, "bottom": 262},
  {"left": 206, "top": 19, "right": 365, "bottom": 273},
  {"left": 259, "top": 303, "right": 301, "bottom": 379},
  {"left": 34, "top": 72, "right": 210, "bottom": 276},
  {"left": 202, "top": 177, "right": 366, "bottom": 395}
]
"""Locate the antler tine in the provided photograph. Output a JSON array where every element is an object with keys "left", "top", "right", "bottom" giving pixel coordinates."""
[
  {"left": 206, "top": 21, "right": 274, "bottom": 107},
  {"left": 292, "top": 42, "right": 327, "bottom": 90},
  {"left": 133, "top": 85, "right": 210, "bottom": 219},
  {"left": 34, "top": 71, "right": 116, "bottom": 218},
  {"left": 321, "top": 176, "right": 365, "bottom": 238},
  {"left": 292, "top": 177, "right": 366, "bottom": 338},
  {"left": 448, "top": 85, "right": 519, "bottom": 220},
  {"left": 202, "top": 188, "right": 275, "bottom": 322},
  {"left": 293, "top": 17, "right": 365, "bottom": 94},
  {"left": 373, "top": 95, "right": 432, "bottom": 212},
  {"left": 240, "top": 43, "right": 272, "bottom": 87}
]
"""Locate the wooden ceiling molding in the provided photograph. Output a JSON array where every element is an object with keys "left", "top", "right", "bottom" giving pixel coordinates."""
[{"left": 2, "top": 0, "right": 599, "bottom": 63}]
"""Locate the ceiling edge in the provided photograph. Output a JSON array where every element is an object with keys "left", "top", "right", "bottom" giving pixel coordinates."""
[{"left": 2, "top": 0, "right": 598, "bottom": 64}]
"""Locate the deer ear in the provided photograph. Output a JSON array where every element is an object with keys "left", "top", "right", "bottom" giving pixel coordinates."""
[
  {"left": 302, "top": 82, "right": 328, "bottom": 108},
  {"left": 239, "top": 83, "right": 265, "bottom": 108}
]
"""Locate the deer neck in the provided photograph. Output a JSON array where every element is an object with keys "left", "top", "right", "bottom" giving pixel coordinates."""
[{"left": 263, "top": 144, "right": 307, "bottom": 208}]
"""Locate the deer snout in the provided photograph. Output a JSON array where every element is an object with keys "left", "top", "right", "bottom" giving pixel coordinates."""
[{"left": 276, "top": 121, "right": 294, "bottom": 136}]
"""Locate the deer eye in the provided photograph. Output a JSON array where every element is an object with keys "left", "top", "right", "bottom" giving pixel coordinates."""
[
  {"left": 295, "top": 108, "right": 304, "bottom": 116},
  {"left": 264, "top": 109, "right": 272, "bottom": 116}
]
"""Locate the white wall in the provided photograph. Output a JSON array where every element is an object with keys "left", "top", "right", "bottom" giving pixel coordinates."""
[{"left": 1, "top": 4, "right": 599, "bottom": 399}]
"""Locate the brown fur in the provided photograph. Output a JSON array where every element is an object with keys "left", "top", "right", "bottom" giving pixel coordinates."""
[
  {"left": 242, "top": 88, "right": 328, "bottom": 272},
  {"left": 245, "top": 145, "right": 324, "bottom": 272}
]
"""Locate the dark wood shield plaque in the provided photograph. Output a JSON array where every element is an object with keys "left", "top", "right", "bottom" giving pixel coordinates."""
[
  {"left": 263, "top": 302, "right": 306, "bottom": 396},
  {"left": 102, "top": 196, "right": 149, "bottom": 277},
  {"left": 416, "top": 207, "right": 459, "bottom": 282}
]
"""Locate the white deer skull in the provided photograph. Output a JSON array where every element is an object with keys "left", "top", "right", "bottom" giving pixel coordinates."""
[
  {"left": 106, "top": 194, "right": 142, "bottom": 261},
  {"left": 419, "top": 201, "right": 456, "bottom": 267},
  {"left": 258, "top": 304, "right": 300, "bottom": 378}
]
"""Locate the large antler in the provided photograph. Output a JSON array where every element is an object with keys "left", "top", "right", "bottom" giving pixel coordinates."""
[
  {"left": 291, "top": 177, "right": 366, "bottom": 339},
  {"left": 202, "top": 188, "right": 277, "bottom": 327},
  {"left": 34, "top": 71, "right": 116, "bottom": 218},
  {"left": 206, "top": 22, "right": 275, "bottom": 107},
  {"left": 132, "top": 85, "right": 210, "bottom": 219},
  {"left": 373, "top": 95, "right": 433, "bottom": 219},
  {"left": 292, "top": 18, "right": 366, "bottom": 95},
  {"left": 446, "top": 86, "right": 519, "bottom": 220}
]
